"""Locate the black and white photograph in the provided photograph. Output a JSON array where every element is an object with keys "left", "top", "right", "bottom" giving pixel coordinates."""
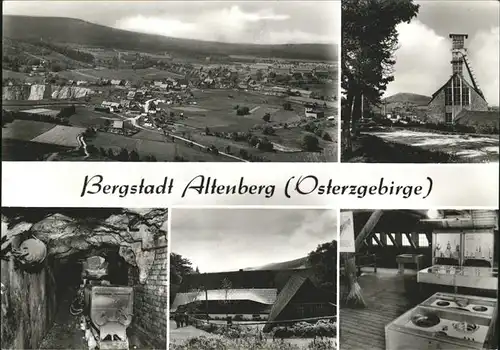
[
  {"left": 341, "top": 0, "right": 499, "bottom": 163},
  {"left": 169, "top": 208, "right": 337, "bottom": 349},
  {"left": 339, "top": 209, "right": 498, "bottom": 350},
  {"left": 1, "top": 208, "right": 169, "bottom": 350},
  {"left": 2, "top": 1, "right": 340, "bottom": 163}
]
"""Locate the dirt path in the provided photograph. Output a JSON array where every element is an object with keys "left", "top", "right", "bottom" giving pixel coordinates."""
[
  {"left": 365, "top": 129, "right": 499, "bottom": 163},
  {"left": 169, "top": 321, "right": 214, "bottom": 344},
  {"left": 77, "top": 134, "right": 89, "bottom": 158},
  {"left": 70, "top": 69, "right": 100, "bottom": 80},
  {"left": 249, "top": 106, "right": 261, "bottom": 113}
]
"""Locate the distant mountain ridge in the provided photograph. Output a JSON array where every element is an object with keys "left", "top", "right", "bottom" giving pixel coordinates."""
[
  {"left": 2, "top": 15, "right": 337, "bottom": 61},
  {"left": 383, "top": 92, "right": 431, "bottom": 106},
  {"left": 243, "top": 256, "right": 310, "bottom": 271}
]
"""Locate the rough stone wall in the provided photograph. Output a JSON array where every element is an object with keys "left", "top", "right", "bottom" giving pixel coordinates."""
[
  {"left": 470, "top": 88, "right": 488, "bottom": 111},
  {"left": 1, "top": 258, "right": 57, "bottom": 350},
  {"left": 426, "top": 82, "right": 489, "bottom": 123},
  {"left": 127, "top": 239, "right": 168, "bottom": 349},
  {"left": 426, "top": 89, "right": 446, "bottom": 123}
]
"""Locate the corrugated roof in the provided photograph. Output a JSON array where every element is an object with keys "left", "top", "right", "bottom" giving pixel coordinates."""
[
  {"left": 263, "top": 275, "right": 307, "bottom": 332},
  {"left": 171, "top": 288, "right": 278, "bottom": 312}
]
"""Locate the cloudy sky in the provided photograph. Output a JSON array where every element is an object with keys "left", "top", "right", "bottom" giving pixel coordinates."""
[
  {"left": 171, "top": 209, "right": 337, "bottom": 273},
  {"left": 387, "top": 1, "right": 499, "bottom": 105},
  {"left": 3, "top": 1, "right": 340, "bottom": 45}
]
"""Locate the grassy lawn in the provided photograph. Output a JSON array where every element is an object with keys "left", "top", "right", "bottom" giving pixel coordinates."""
[
  {"left": 2, "top": 120, "right": 56, "bottom": 141},
  {"left": 2, "top": 138, "right": 71, "bottom": 161},
  {"left": 31, "top": 125, "right": 86, "bottom": 147},
  {"left": 68, "top": 107, "right": 119, "bottom": 128},
  {"left": 88, "top": 131, "right": 236, "bottom": 162}
]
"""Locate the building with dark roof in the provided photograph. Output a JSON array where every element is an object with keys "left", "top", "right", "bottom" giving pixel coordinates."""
[
  {"left": 170, "top": 261, "right": 335, "bottom": 331},
  {"left": 455, "top": 110, "right": 499, "bottom": 131},
  {"left": 427, "top": 34, "right": 489, "bottom": 124}
]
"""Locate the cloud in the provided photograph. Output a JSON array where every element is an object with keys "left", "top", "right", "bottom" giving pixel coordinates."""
[
  {"left": 386, "top": 20, "right": 499, "bottom": 106},
  {"left": 468, "top": 26, "right": 500, "bottom": 106},
  {"left": 171, "top": 209, "right": 336, "bottom": 273},
  {"left": 114, "top": 5, "right": 332, "bottom": 44},
  {"left": 386, "top": 20, "right": 451, "bottom": 97}
]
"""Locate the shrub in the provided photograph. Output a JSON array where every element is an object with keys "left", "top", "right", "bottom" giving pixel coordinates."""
[
  {"left": 263, "top": 126, "right": 275, "bottom": 135},
  {"left": 257, "top": 138, "right": 274, "bottom": 152},
  {"left": 301, "top": 134, "right": 320, "bottom": 151},
  {"left": 237, "top": 106, "right": 250, "bottom": 116},
  {"left": 323, "top": 132, "right": 333, "bottom": 141}
]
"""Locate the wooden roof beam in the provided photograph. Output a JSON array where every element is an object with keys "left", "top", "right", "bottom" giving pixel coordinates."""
[
  {"left": 387, "top": 233, "right": 399, "bottom": 248},
  {"left": 355, "top": 210, "right": 384, "bottom": 251},
  {"left": 372, "top": 233, "right": 384, "bottom": 247},
  {"left": 405, "top": 233, "right": 418, "bottom": 250}
]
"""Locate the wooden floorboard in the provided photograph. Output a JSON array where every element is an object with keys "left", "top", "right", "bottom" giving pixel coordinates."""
[{"left": 339, "top": 269, "right": 419, "bottom": 350}]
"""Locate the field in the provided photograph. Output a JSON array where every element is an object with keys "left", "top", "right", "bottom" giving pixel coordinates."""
[
  {"left": 2, "top": 138, "right": 71, "bottom": 161},
  {"left": 160, "top": 89, "right": 338, "bottom": 161},
  {"left": 2, "top": 120, "right": 56, "bottom": 140},
  {"left": 165, "top": 89, "right": 303, "bottom": 133},
  {"left": 68, "top": 106, "right": 120, "bottom": 128},
  {"left": 57, "top": 67, "right": 184, "bottom": 83},
  {"left": 88, "top": 131, "right": 236, "bottom": 162},
  {"left": 365, "top": 129, "right": 499, "bottom": 163},
  {"left": 31, "top": 125, "right": 86, "bottom": 147}
]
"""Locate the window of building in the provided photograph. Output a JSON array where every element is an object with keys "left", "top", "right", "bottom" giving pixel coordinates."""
[
  {"left": 453, "top": 76, "right": 461, "bottom": 104},
  {"left": 445, "top": 84, "right": 453, "bottom": 106},
  {"left": 445, "top": 113, "right": 453, "bottom": 124},
  {"left": 372, "top": 237, "right": 379, "bottom": 246},
  {"left": 462, "top": 85, "right": 470, "bottom": 106},
  {"left": 402, "top": 235, "right": 411, "bottom": 246},
  {"left": 418, "top": 234, "right": 429, "bottom": 247},
  {"left": 386, "top": 233, "right": 394, "bottom": 246}
]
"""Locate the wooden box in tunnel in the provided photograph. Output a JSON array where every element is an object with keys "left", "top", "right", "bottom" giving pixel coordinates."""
[{"left": 84, "top": 285, "right": 133, "bottom": 345}]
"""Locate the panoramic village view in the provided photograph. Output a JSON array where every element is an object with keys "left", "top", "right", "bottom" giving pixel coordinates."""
[
  {"left": 341, "top": 0, "right": 499, "bottom": 163},
  {"left": 2, "top": 2, "right": 339, "bottom": 162},
  {"left": 169, "top": 209, "right": 337, "bottom": 349}
]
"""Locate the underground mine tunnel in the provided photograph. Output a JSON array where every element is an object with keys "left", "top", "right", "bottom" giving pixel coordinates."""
[{"left": 1, "top": 208, "right": 169, "bottom": 350}]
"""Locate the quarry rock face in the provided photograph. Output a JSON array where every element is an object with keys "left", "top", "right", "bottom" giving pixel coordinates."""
[
  {"left": 1, "top": 209, "right": 168, "bottom": 283},
  {"left": 2, "top": 85, "right": 92, "bottom": 101}
]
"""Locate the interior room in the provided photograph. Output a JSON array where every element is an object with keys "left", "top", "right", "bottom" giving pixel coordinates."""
[{"left": 339, "top": 209, "right": 498, "bottom": 350}]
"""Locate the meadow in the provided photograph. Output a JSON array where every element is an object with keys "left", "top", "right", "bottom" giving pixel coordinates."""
[
  {"left": 57, "top": 67, "right": 184, "bottom": 83},
  {"left": 2, "top": 119, "right": 56, "bottom": 140},
  {"left": 31, "top": 125, "right": 86, "bottom": 147},
  {"left": 87, "top": 131, "right": 236, "bottom": 162}
]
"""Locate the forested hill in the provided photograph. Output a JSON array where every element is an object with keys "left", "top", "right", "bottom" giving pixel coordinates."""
[{"left": 3, "top": 15, "right": 337, "bottom": 61}]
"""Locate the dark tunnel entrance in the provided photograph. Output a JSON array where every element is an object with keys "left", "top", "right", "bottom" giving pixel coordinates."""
[
  {"left": 38, "top": 249, "right": 138, "bottom": 350},
  {"left": 1, "top": 208, "right": 169, "bottom": 350}
]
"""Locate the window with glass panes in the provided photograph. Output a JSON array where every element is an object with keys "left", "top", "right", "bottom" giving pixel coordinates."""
[
  {"left": 453, "top": 76, "right": 461, "bottom": 104},
  {"left": 402, "top": 234, "right": 411, "bottom": 246},
  {"left": 418, "top": 234, "right": 429, "bottom": 247},
  {"left": 386, "top": 233, "right": 394, "bottom": 246},
  {"left": 461, "top": 84, "right": 470, "bottom": 106}
]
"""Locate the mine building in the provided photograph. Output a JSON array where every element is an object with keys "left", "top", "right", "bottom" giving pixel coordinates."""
[
  {"left": 170, "top": 258, "right": 335, "bottom": 332},
  {"left": 339, "top": 209, "right": 498, "bottom": 350},
  {"left": 427, "top": 34, "right": 493, "bottom": 124}
]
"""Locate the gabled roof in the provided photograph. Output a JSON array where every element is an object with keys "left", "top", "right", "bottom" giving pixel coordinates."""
[
  {"left": 170, "top": 288, "right": 278, "bottom": 312},
  {"left": 263, "top": 275, "right": 308, "bottom": 332},
  {"left": 428, "top": 72, "right": 486, "bottom": 105}
]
